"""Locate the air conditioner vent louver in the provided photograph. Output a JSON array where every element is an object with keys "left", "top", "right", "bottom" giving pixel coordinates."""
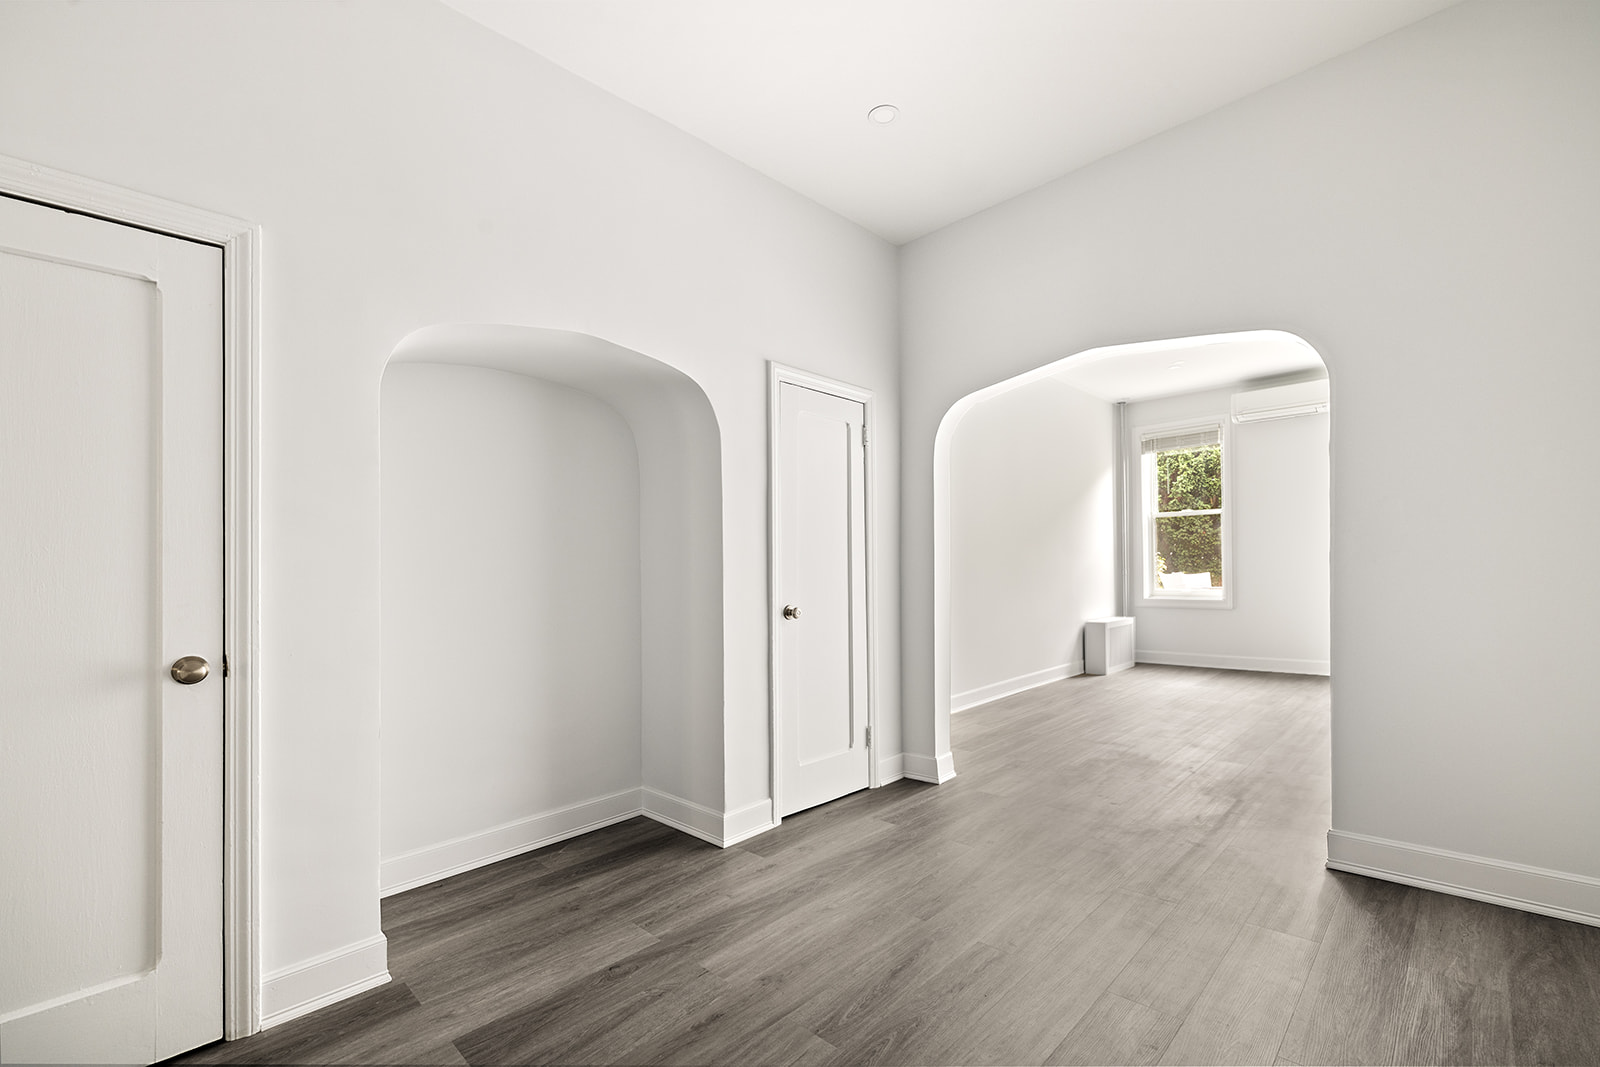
[{"left": 1231, "top": 379, "right": 1329, "bottom": 424}]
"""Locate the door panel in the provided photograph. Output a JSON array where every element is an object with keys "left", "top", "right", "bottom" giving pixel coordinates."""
[
  {"left": 777, "top": 381, "right": 868, "bottom": 817},
  {"left": 0, "top": 195, "right": 223, "bottom": 1064}
]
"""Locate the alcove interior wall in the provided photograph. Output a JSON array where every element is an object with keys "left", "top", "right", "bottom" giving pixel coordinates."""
[
  {"left": 380, "top": 325, "right": 724, "bottom": 894},
  {"left": 947, "top": 378, "right": 1115, "bottom": 711}
]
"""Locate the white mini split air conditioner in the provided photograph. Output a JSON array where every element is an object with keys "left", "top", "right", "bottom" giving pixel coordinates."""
[{"left": 1231, "top": 379, "right": 1329, "bottom": 424}]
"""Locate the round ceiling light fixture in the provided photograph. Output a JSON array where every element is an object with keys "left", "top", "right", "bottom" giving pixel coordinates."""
[{"left": 867, "top": 104, "right": 899, "bottom": 125}]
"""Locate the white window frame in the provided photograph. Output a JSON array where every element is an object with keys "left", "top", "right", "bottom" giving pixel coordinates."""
[{"left": 1136, "top": 418, "right": 1233, "bottom": 609}]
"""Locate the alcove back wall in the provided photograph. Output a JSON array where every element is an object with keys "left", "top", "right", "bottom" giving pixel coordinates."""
[{"left": 381, "top": 362, "right": 642, "bottom": 890}]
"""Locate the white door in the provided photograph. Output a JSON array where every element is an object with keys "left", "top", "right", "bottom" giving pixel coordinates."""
[
  {"left": 0, "top": 195, "right": 224, "bottom": 1063},
  {"left": 775, "top": 380, "right": 869, "bottom": 817}
]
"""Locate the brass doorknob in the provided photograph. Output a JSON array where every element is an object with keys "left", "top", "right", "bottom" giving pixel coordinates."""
[
  {"left": 783, "top": 605, "right": 801, "bottom": 620},
  {"left": 171, "top": 656, "right": 210, "bottom": 685}
]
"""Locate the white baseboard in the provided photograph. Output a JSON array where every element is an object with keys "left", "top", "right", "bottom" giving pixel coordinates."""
[
  {"left": 641, "top": 787, "right": 727, "bottom": 847},
  {"left": 904, "top": 752, "right": 957, "bottom": 784},
  {"left": 382, "top": 786, "right": 770, "bottom": 902},
  {"left": 877, "top": 752, "right": 905, "bottom": 784},
  {"left": 380, "top": 788, "right": 643, "bottom": 896},
  {"left": 721, "top": 798, "right": 778, "bottom": 846},
  {"left": 1135, "top": 649, "right": 1330, "bottom": 676},
  {"left": 952, "top": 660, "right": 1083, "bottom": 713},
  {"left": 261, "top": 933, "right": 390, "bottom": 1030},
  {"left": 1326, "top": 830, "right": 1600, "bottom": 928},
  {"left": 641, "top": 791, "right": 778, "bottom": 847}
]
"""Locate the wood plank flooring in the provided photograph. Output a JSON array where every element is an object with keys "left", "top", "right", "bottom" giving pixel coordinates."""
[{"left": 174, "top": 665, "right": 1600, "bottom": 1065}]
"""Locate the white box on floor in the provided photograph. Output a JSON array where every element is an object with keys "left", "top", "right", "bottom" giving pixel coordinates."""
[{"left": 1084, "top": 617, "right": 1135, "bottom": 675}]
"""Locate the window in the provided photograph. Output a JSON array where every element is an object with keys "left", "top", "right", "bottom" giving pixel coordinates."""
[{"left": 1141, "top": 423, "right": 1229, "bottom": 603}]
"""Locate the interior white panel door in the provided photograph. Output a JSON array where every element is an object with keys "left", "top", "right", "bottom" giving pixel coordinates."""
[
  {"left": 0, "top": 195, "right": 223, "bottom": 1064},
  {"left": 777, "top": 381, "right": 869, "bottom": 817}
]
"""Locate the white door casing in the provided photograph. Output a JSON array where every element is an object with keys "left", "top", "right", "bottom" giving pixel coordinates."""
[
  {"left": 0, "top": 155, "right": 263, "bottom": 1045},
  {"left": 0, "top": 195, "right": 223, "bottom": 1063},
  {"left": 770, "top": 367, "right": 874, "bottom": 819}
]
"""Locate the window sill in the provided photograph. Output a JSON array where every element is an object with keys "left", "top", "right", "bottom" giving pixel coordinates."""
[{"left": 1139, "top": 593, "right": 1234, "bottom": 610}]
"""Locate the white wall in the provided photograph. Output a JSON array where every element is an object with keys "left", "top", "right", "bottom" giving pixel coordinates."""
[
  {"left": 902, "top": 0, "right": 1600, "bottom": 916},
  {"left": 380, "top": 363, "right": 642, "bottom": 891},
  {"left": 949, "top": 377, "right": 1114, "bottom": 707},
  {"left": 0, "top": 0, "right": 900, "bottom": 1020},
  {"left": 386, "top": 325, "right": 733, "bottom": 848},
  {"left": 1126, "top": 385, "right": 1330, "bottom": 675}
]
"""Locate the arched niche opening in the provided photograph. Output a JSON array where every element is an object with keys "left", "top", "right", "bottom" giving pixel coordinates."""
[
  {"left": 932, "top": 329, "right": 1331, "bottom": 771},
  {"left": 379, "top": 325, "right": 723, "bottom": 894}
]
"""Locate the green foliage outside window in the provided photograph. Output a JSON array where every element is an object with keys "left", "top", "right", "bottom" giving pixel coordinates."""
[{"left": 1154, "top": 445, "right": 1223, "bottom": 587}]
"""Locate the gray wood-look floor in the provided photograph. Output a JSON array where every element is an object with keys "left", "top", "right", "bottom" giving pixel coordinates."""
[{"left": 175, "top": 665, "right": 1600, "bottom": 1065}]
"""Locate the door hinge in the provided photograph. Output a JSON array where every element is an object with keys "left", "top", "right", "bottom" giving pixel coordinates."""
[
  {"left": 865, "top": 725, "right": 871, "bottom": 748},
  {"left": 861, "top": 423, "right": 869, "bottom": 448}
]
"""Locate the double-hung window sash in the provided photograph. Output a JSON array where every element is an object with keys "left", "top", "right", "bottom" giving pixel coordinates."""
[{"left": 1143, "top": 426, "right": 1224, "bottom": 594}]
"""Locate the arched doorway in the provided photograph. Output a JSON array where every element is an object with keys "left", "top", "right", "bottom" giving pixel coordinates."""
[{"left": 933, "top": 329, "right": 1331, "bottom": 771}]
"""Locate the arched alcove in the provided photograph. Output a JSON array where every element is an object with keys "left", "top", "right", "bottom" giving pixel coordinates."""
[
  {"left": 931, "top": 329, "right": 1331, "bottom": 773},
  {"left": 379, "top": 325, "right": 724, "bottom": 894}
]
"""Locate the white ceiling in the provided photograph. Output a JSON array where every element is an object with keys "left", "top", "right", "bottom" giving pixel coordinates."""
[
  {"left": 1051, "top": 332, "right": 1326, "bottom": 403},
  {"left": 442, "top": 0, "right": 1460, "bottom": 244}
]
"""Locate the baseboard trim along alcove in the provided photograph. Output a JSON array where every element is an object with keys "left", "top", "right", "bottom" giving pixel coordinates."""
[
  {"left": 380, "top": 789, "right": 780, "bottom": 897},
  {"left": 903, "top": 752, "right": 957, "bottom": 784},
  {"left": 260, "top": 934, "right": 390, "bottom": 1030},
  {"left": 1136, "top": 649, "right": 1331, "bottom": 675},
  {"left": 1326, "top": 830, "right": 1600, "bottom": 928},
  {"left": 951, "top": 661, "right": 1084, "bottom": 713},
  {"left": 380, "top": 789, "right": 644, "bottom": 896}
]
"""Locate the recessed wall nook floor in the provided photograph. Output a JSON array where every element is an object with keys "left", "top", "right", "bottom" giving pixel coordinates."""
[{"left": 174, "top": 665, "right": 1600, "bottom": 1066}]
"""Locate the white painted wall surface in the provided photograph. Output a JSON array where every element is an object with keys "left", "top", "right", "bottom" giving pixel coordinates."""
[
  {"left": 902, "top": 0, "right": 1600, "bottom": 900},
  {"left": 1126, "top": 385, "right": 1330, "bottom": 675},
  {"left": 380, "top": 363, "right": 641, "bottom": 872},
  {"left": 0, "top": 0, "right": 900, "bottom": 1015},
  {"left": 948, "top": 378, "right": 1114, "bottom": 707},
  {"left": 386, "top": 325, "right": 730, "bottom": 848}
]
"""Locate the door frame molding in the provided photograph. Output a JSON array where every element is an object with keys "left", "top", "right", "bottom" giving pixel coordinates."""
[
  {"left": 0, "top": 155, "right": 263, "bottom": 1039},
  {"left": 767, "top": 362, "right": 879, "bottom": 827}
]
